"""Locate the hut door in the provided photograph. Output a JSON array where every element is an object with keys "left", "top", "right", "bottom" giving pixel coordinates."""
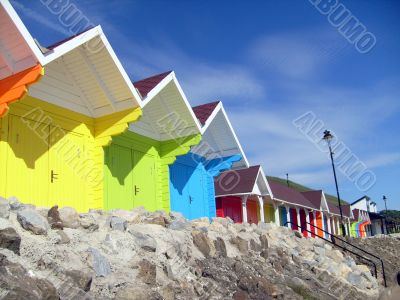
[
  {"left": 132, "top": 151, "right": 156, "bottom": 210},
  {"left": 49, "top": 128, "right": 87, "bottom": 211},
  {"left": 104, "top": 144, "right": 135, "bottom": 210},
  {"left": 5, "top": 115, "right": 49, "bottom": 206},
  {"left": 247, "top": 200, "right": 259, "bottom": 224},
  {"left": 169, "top": 162, "right": 190, "bottom": 218},
  {"left": 187, "top": 168, "right": 206, "bottom": 219}
]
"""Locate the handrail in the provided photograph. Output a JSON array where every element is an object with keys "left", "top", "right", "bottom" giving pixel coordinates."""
[
  {"left": 304, "top": 220, "right": 387, "bottom": 288},
  {"left": 284, "top": 221, "right": 387, "bottom": 287}
]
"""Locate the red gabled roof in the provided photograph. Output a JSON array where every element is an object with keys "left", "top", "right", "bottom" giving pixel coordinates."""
[
  {"left": 301, "top": 190, "right": 323, "bottom": 208},
  {"left": 46, "top": 27, "right": 94, "bottom": 50},
  {"left": 192, "top": 101, "right": 220, "bottom": 126},
  {"left": 327, "top": 203, "right": 341, "bottom": 216},
  {"left": 352, "top": 208, "right": 360, "bottom": 221},
  {"left": 133, "top": 71, "right": 172, "bottom": 98},
  {"left": 342, "top": 204, "right": 352, "bottom": 218},
  {"left": 214, "top": 165, "right": 260, "bottom": 196},
  {"left": 268, "top": 180, "right": 317, "bottom": 209}
]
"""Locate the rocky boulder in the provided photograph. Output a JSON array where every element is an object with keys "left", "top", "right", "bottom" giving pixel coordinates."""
[
  {"left": 79, "top": 213, "right": 99, "bottom": 232},
  {"left": 109, "top": 216, "right": 127, "bottom": 231},
  {"left": 0, "top": 197, "right": 10, "bottom": 219},
  {"left": 46, "top": 205, "right": 63, "bottom": 230},
  {"left": 17, "top": 209, "right": 49, "bottom": 235},
  {"left": 0, "top": 254, "right": 58, "bottom": 300},
  {"left": 88, "top": 247, "right": 112, "bottom": 277},
  {"left": 0, "top": 227, "right": 21, "bottom": 255},
  {"left": 58, "top": 207, "right": 80, "bottom": 229}
]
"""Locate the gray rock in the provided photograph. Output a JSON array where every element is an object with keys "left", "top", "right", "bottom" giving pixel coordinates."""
[
  {"left": 259, "top": 234, "right": 269, "bottom": 250},
  {"left": 110, "top": 216, "right": 128, "bottom": 231},
  {"left": 56, "top": 230, "right": 70, "bottom": 244},
  {"left": 169, "top": 211, "right": 185, "bottom": 221},
  {"left": 59, "top": 207, "right": 80, "bottom": 229},
  {"left": 192, "top": 231, "right": 211, "bottom": 257},
  {"left": 115, "top": 286, "right": 159, "bottom": 300},
  {"left": 138, "top": 259, "right": 156, "bottom": 284},
  {"left": 294, "top": 231, "right": 303, "bottom": 238},
  {"left": 168, "top": 219, "right": 191, "bottom": 231},
  {"left": 47, "top": 205, "right": 63, "bottom": 230},
  {"left": 230, "top": 236, "right": 249, "bottom": 254},
  {"left": 250, "top": 239, "right": 262, "bottom": 252},
  {"left": 79, "top": 213, "right": 99, "bottom": 232},
  {"left": 256, "top": 222, "right": 274, "bottom": 233},
  {"left": 260, "top": 249, "right": 269, "bottom": 259},
  {"left": 0, "top": 227, "right": 21, "bottom": 255},
  {"left": 88, "top": 247, "right": 111, "bottom": 277},
  {"left": 130, "top": 231, "right": 157, "bottom": 252},
  {"left": 214, "top": 237, "right": 227, "bottom": 257},
  {"left": 0, "top": 197, "right": 10, "bottom": 219},
  {"left": 347, "top": 271, "right": 363, "bottom": 286},
  {"left": 0, "top": 254, "right": 58, "bottom": 299},
  {"left": 211, "top": 217, "right": 233, "bottom": 227},
  {"left": 313, "top": 246, "right": 326, "bottom": 256},
  {"left": 0, "top": 218, "right": 12, "bottom": 231},
  {"left": 8, "top": 196, "right": 20, "bottom": 210},
  {"left": 344, "top": 256, "right": 356, "bottom": 268},
  {"left": 65, "top": 269, "right": 93, "bottom": 292},
  {"left": 17, "top": 209, "right": 50, "bottom": 235},
  {"left": 328, "top": 249, "right": 344, "bottom": 262},
  {"left": 142, "top": 215, "right": 166, "bottom": 227}
]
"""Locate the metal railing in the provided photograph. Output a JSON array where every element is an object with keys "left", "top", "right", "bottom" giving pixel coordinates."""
[{"left": 284, "top": 221, "right": 387, "bottom": 287}]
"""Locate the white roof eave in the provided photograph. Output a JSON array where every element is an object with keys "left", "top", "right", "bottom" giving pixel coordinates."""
[
  {"left": 199, "top": 102, "right": 250, "bottom": 167},
  {"left": 137, "top": 72, "right": 202, "bottom": 136}
]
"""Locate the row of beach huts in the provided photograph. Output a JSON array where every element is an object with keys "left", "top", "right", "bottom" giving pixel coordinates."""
[{"left": 0, "top": 0, "right": 385, "bottom": 238}]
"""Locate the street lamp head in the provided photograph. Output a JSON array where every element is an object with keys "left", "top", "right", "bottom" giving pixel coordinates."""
[
  {"left": 323, "top": 130, "right": 334, "bottom": 141},
  {"left": 383, "top": 195, "right": 387, "bottom": 201}
]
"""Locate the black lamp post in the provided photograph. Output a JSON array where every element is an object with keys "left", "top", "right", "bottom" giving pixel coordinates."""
[
  {"left": 323, "top": 130, "right": 346, "bottom": 237},
  {"left": 383, "top": 195, "right": 389, "bottom": 234}
]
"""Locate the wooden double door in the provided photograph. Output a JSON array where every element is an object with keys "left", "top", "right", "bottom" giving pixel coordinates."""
[
  {"left": 1, "top": 114, "right": 88, "bottom": 211},
  {"left": 104, "top": 144, "right": 156, "bottom": 211}
]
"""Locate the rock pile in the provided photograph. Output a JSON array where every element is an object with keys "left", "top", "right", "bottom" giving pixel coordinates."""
[{"left": 0, "top": 197, "right": 383, "bottom": 299}]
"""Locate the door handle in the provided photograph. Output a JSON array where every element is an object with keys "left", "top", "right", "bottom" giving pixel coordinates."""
[
  {"left": 51, "top": 170, "right": 59, "bottom": 183},
  {"left": 134, "top": 185, "right": 140, "bottom": 195},
  {"left": 189, "top": 196, "right": 193, "bottom": 204}
]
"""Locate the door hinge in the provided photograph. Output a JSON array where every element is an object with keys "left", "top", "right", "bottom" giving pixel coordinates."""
[
  {"left": 51, "top": 170, "right": 59, "bottom": 183},
  {"left": 134, "top": 185, "right": 140, "bottom": 195}
]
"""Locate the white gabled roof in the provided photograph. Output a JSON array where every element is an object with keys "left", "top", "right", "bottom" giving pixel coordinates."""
[
  {"left": 190, "top": 101, "right": 249, "bottom": 168},
  {"left": 1, "top": 0, "right": 142, "bottom": 117},
  {"left": 253, "top": 166, "right": 273, "bottom": 197},
  {"left": 129, "top": 71, "right": 202, "bottom": 141},
  {"left": 0, "top": 0, "right": 41, "bottom": 79}
]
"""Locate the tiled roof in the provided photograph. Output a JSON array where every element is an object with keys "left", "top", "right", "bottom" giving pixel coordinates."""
[
  {"left": 214, "top": 165, "right": 260, "bottom": 196},
  {"left": 327, "top": 203, "right": 341, "bottom": 216},
  {"left": 192, "top": 101, "right": 220, "bottom": 126},
  {"left": 301, "top": 190, "right": 323, "bottom": 208},
  {"left": 133, "top": 71, "right": 172, "bottom": 98},
  {"left": 268, "top": 180, "right": 317, "bottom": 209},
  {"left": 46, "top": 27, "right": 94, "bottom": 50},
  {"left": 342, "top": 204, "right": 352, "bottom": 218},
  {"left": 352, "top": 208, "right": 360, "bottom": 221}
]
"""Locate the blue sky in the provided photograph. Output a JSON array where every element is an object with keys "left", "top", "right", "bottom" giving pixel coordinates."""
[{"left": 12, "top": 0, "right": 400, "bottom": 210}]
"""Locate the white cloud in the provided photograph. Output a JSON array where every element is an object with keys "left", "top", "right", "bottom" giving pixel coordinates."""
[
  {"left": 248, "top": 30, "right": 350, "bottom": 79},
  {"left": 364, "top": 153, "right": 400, "bottom": 169}
]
